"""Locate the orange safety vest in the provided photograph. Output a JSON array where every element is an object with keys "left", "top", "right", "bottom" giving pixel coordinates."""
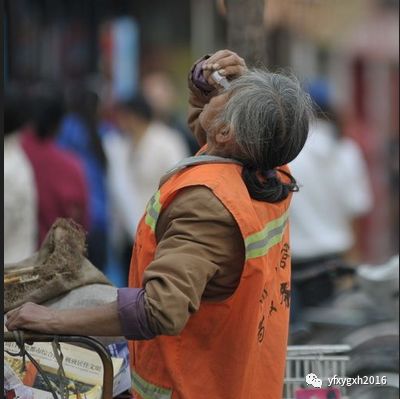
[{"left": 128, "top": 161, "right": 292, "bottom": 399}]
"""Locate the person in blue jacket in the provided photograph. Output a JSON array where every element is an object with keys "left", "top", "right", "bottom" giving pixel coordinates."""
[{"left": 57, "top": 85, "right": 109, "bottom": 273}]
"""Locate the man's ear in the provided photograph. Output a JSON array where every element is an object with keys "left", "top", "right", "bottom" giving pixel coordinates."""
[{"left": 215, "top": 124, "right": 235, "bottom": 143}]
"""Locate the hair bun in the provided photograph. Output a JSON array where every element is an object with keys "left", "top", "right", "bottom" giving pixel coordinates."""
[{"left": 242, "top": 166, "right": 298, "bottom": 203}]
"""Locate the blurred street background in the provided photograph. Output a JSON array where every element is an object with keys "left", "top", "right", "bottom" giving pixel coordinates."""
[{"left": 4, "top": 0, "right": 399, "bottom": 286}]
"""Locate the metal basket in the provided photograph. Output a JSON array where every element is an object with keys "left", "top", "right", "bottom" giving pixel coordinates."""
[
  {"left": 284, "top": 345, "right": 351, "bottom": 399},
  {"left": 4, "top": 332, "right": 114, "bottom": 399}
]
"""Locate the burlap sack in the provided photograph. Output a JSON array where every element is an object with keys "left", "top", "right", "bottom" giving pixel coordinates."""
[{"left": 4, "top": 218, "right": 112, "bottom": 312}]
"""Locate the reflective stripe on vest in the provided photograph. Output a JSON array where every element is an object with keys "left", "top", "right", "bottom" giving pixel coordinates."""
[
  {"left": 132, "top": 370, "right": 172, "bottom": 399},
  {"left": 145, "top": 190, "right": 161, "bottom": 231},
  {"left": 245, "top": 210, "right": 289, "bottom": 260}
]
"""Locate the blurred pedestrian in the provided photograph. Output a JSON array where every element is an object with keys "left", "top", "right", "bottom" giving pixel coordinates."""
[
  {"left": 289, "top": 79, "right": 373, "bottom": 333},
  {"left": 114, "top": 93, "right": 190, "bottom": 213},
  {"left": 4, "top": 85, "right": 37, "bottom": 264},
  {"left": 57, "top": 85, "right": 110, "bottom": 272},
  {"left": 6, "top": 49, "right": 314, "bottom": 399},
  {"left": 20, "top": 84, "right": 89, "bottom": 247},
  {"left": 104, "top": 93, "right": 189, "bottom": 280}
]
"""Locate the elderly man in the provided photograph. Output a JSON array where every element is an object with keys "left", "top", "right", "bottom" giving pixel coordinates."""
[{"left": 6, "top": 50, "right": 313, "bottom": 399}]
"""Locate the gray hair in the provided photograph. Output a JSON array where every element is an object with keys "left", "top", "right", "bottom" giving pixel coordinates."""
[{"left": 216, "top": 68, "right": 314, "bottom": 169}]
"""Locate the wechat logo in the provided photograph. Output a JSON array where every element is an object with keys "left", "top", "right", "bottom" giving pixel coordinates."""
[{"left": 305, "top": 373, "right": 323, "bottom": 388}]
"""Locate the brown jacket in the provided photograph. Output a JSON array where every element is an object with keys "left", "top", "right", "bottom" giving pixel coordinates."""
[{"left": 142, "top": 59, "right": 245, "bottom": 335}]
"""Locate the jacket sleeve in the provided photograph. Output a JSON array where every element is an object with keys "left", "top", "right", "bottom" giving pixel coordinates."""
[
  {"left": 140, "top": 186, "right": 244, "bottom": 336},
  {"left": 187, "top": 55, "right": 219, "bottom": 147}
]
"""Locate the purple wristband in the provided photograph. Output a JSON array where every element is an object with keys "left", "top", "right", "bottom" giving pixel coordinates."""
[{"left": 117, "top": 287, "right": 156, "bottom": 340}]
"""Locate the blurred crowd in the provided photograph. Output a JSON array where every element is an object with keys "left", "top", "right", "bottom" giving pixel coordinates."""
[{"left": 4, "top": 73, "right": 196, "bottom": 286}]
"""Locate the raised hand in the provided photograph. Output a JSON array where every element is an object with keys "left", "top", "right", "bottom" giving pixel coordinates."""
[{"left": 202, "top": 49, "right": 247, "bottom": 88}]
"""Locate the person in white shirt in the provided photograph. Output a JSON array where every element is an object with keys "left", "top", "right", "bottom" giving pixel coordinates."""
[
  {"left": 104, "top": 94, "right": 190, "bottom": 282},
  {"left": 288, "top": 80, "right": 373, "bottom": 336},
  {"left": 4, "top": 89, "right": 37, "bottom": 264},
  {"left": 290, "top": 118, "right": 373, "bottom": 260}
]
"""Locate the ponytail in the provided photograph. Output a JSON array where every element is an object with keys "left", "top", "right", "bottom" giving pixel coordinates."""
[{"left": 241, "top": 165, "right": 299, "bottom": 203}]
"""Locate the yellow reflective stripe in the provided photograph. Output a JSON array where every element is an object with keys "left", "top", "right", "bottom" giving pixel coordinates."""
[
  {"left": 145, "top": 191, "right": 162, "bottom": 231},
  {"left": 145, "top": 213, "right": 156, "bottom": 231},
  {"left": 132, "top": 370, "right": 172, "bottom": 399},
  {"left": 245, "top": 211, "right": 289, "bottom": 260},
  {"left": 245, "top": 210, "right": 289, "bottom": 246}
]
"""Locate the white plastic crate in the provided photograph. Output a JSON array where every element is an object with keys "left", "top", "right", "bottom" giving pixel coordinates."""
[{"left": 284, "top": 345, "right": 350, "bottom": 399}]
